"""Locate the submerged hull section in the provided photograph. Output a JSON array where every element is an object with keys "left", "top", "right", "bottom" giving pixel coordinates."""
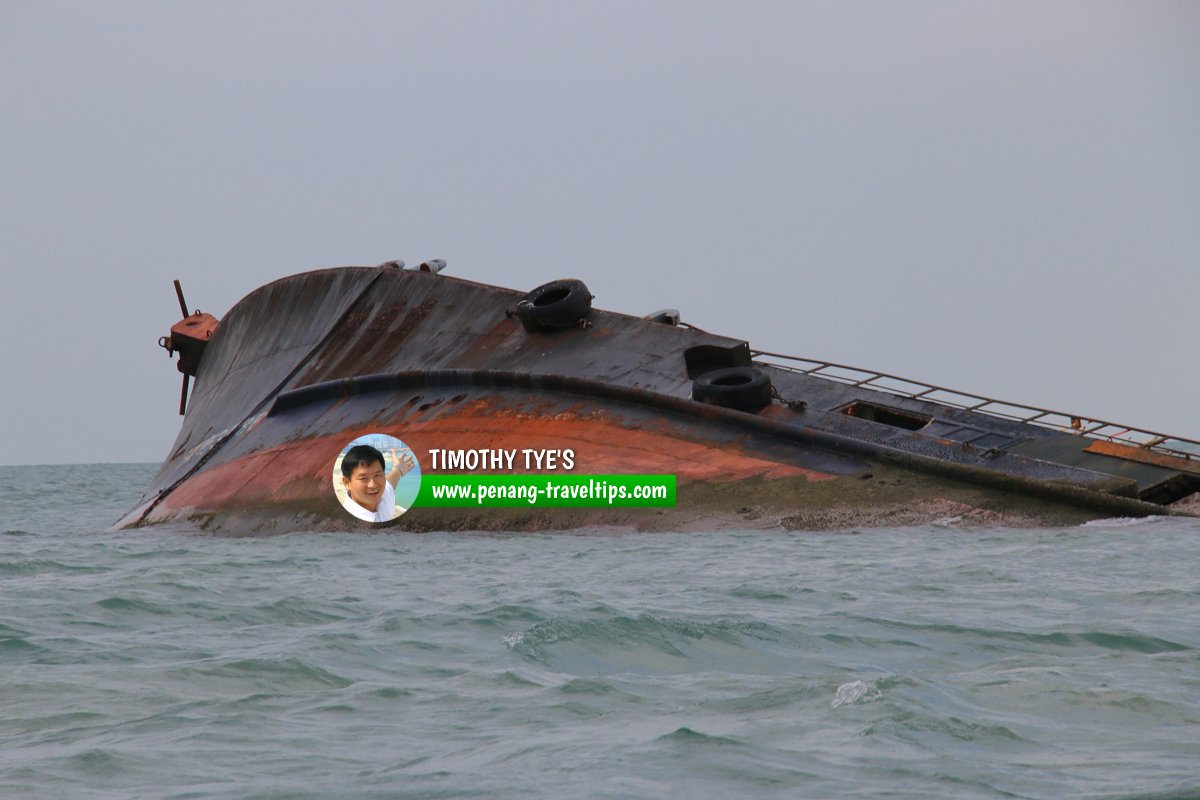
[{"left": 119, "top": 266, "right": 1200, "bottom": 535}]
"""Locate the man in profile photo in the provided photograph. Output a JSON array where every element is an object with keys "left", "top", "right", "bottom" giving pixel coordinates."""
[{"left": 339, "top": 445, "right": 415, "bottom": 523}]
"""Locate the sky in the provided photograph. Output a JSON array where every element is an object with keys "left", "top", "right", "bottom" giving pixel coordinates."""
[{"left": 2, "top": 1, "right": 1197, "bottom": 466}]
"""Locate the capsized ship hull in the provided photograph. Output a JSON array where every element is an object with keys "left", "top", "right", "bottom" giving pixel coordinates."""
[{"left": 118, "top": 265, "right": 1200, "bottom": 534}]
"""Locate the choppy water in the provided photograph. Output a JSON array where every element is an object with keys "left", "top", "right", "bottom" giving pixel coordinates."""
[{"left": 2, "top": 464, "right": 1199, "bottom": 799}]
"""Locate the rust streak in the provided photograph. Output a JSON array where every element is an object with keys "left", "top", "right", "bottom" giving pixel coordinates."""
[{"left": 1085, "top": 440, "right": 1200, "bottom": 474}]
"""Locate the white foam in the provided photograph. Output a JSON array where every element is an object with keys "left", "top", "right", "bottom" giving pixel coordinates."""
[
  {"left": 832, "top": 679, "right": 882, "bottom": 707},
  {"left": 1080, "top": 516, "right": 1163, "bottom": 528}
]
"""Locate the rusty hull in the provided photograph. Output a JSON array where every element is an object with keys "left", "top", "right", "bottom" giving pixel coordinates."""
[{"left": 119, "top": 265, "right": 1200, "bottom": 535}]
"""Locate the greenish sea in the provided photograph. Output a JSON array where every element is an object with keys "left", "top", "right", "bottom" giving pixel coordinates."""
[{"left": 2, "top": 463, "right": 1199, "bottom": 799}]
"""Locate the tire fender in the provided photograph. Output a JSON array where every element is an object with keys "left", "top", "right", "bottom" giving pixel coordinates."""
[
  {"left": 692, "top": 367, "right": 773, "bottom": 412},
  {"left": 515, "top": 279, "right": 593, "bottom": 332}
]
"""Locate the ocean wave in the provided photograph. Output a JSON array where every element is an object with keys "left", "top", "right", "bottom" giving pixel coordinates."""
[
  {"left": 842, "top": 616, "right": 1191, "bottom": 655},
  {"left": 0, "top": 559, "right": 110, "bottom": 576},
  {"left": 95, "top": 595, "right": 174, "bottom": 616},
  {"left": 170, "top": 657, "right": 354, "bottom": 691},
  {"left": 503, "top": 614, "right": 790, "bottom": 674},
  {"left": 656, "top": 726, "right": 746, "bottom": 747}
]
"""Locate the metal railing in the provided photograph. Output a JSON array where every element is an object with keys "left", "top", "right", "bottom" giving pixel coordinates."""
[{"left": 751, "top": 349, "right": 1200, "bottom": 462}]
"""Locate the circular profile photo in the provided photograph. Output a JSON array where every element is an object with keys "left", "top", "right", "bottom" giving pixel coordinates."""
[{"left": 332, "top": 433, "right": 421, "bottom": 523}]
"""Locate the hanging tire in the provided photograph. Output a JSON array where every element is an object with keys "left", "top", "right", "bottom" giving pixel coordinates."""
[
  {"left": 692, "top": 367, "right": 772, "bottom": 412},
  {"left": 516, "top": 279, "right": 592, "bottom": 332}
]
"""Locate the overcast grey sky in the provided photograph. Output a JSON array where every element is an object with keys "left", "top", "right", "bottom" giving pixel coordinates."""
[{"left": 2, "top": 1, "right": 1197, "bottom": 466}]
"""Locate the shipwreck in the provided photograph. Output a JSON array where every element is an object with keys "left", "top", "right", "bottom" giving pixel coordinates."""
[{"left": 117, "top": 262, "right": 1200, "bottom": 534}]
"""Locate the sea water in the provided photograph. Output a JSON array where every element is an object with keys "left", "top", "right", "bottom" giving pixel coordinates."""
[{"left": 2, "top": 463, "right": 1198, "bottom": 799}]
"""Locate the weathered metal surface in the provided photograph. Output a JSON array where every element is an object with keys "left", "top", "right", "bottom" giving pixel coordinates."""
[
  {"left": 755, "top": 350, "right": 1200, "bottom": 462},
  {"left": 118, "top": 265, "right": 1200, "bottom": 535},
  {"left": 1083, "top": 439, "right": 1200, "bottom": 474},
  {"left": 135, "top": 388, "right": 848, "bottom": 532},
  {"left": 165, "top": 312, "right": 219, "bottom": 376},
  {"left": 126, "top": 380, "right": 1106, "bottom": 535},
  {"left": 157, "top": 280, "right": 221, "bottom": 416}
]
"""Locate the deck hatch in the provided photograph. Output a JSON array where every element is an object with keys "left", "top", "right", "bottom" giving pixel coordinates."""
[
  {"left": 924, "top": 421, "right": 1022, "bottom": 450},
  {"left": 839, "top": 401, "right": 931, "bottom": 431}
]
